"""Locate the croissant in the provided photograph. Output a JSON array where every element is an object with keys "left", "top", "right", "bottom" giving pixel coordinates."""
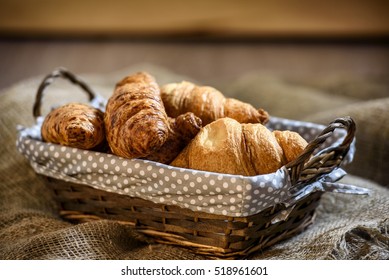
[
  {"left": 171, "top": 118, "right": 309, "bottom": 175},
  {"left": 171, "top": 118, "right": 285, "bottom": 176},
  {"left": 105, "top": 72, "right": 202, "bottom": 162},
  {"left": 41, "top": 103, "right": 105, "bottom": 150},
  {"left": 160, "top": 81, "right": 269, "bottom": 125},
  {"left": 104, "top": 72, "right": 170, "bottom": 159}
]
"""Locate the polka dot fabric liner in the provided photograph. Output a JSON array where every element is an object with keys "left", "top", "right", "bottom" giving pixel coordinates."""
[{"left": 16, "top": 116, "right": 369, "bottom": 218}]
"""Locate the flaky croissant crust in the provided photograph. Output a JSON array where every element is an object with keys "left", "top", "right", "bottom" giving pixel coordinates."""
[
  {"left": 104, "top": 72, "right": 170, "bottom": 159},
  {"left": 171, "top": 118, "right": 308, "bottom": 176},
  {"left": 41, "top": 103, "right": 105, "bottom": 150},
  {"left": 161, "top": 81, "right": 269, "bottom": 125}
]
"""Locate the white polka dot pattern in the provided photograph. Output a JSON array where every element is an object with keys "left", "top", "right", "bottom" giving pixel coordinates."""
[{"left": 16, "top": 116, "right": 360, "bottom": 217}]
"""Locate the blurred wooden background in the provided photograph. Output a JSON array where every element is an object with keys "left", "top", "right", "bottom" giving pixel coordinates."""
[
  {"left": 1, "top": 0, "right": 388, "bottom": 39},
  {"left": 0, "top": 0, "right": 388, "bottom": 91}
]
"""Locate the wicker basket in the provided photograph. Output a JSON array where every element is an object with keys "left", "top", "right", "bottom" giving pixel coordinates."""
[{"left": 18, "top": 68, "right": 359, "bottom": 259}]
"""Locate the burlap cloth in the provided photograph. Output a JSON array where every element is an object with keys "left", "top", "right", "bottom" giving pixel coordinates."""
[{"left": 1, "top": 64, "right": 388, "bottom": 259}]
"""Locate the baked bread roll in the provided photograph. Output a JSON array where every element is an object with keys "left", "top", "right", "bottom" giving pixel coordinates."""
[
  {"left": 171, "top": 118, "right": 285, "bottom": 176},
  {"left": 41, "top": 103, "right": 105, "bottom": 150},
  {"left": 105, "top": 72, "right": 202, "bottom": 162},
  {"left": 104, "top": 72, "right": 170, "bottom": 159},
  {"left": 161, "top": 81, "right": 269, "bottom": 125}
]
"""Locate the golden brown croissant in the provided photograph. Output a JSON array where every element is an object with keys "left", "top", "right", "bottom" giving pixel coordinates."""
[
  {"left": 41, "top": 103, "right": 105, "bottom": 150},
  {"left": 105, "top": 72, "right": 202, "bottom": 162},
  {"left": 104, "top": 72, "right": 170, "bottom": 159},
  {"left": 171, "top": 118, "right": 284, "bottom": 176},
  {"left": 160, "top": 81, "right": 269, "bottom": 125}
]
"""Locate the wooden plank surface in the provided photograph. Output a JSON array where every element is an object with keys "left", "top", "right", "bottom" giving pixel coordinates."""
[
  {"left": 1, "top": 40, "right": 388, "bottom": 91},
  {"left": 0, "top": 0, "right": 389, "bottom": 38}
]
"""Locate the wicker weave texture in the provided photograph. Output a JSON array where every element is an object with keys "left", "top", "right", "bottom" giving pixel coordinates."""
[{"left": 48, "top": 176, "right": 322, "bottom": 259}]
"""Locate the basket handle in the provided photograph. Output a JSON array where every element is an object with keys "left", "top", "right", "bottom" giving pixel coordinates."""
[
  {"left": 286, "top": 116, "right": 356, "bottom": 190},
  {"left": 33, "top": 67, "right": 97, "bottom": 119}
]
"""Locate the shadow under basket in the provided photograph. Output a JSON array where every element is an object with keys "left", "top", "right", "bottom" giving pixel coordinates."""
[{"left": 44, "top": 175, "right": 322, "bottom": 259}]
